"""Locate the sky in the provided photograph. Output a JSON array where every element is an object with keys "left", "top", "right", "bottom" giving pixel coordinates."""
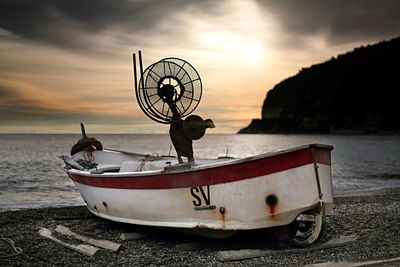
[{"left": 0, "top": 0, "right": 399, "bottom": 134}]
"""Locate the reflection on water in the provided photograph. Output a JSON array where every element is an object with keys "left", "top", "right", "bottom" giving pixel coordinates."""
[{"left": 0, "top": 134, "right": 399, "bottom": 211}]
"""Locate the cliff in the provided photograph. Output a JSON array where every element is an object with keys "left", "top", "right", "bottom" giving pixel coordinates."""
[{"left": 239, "top": 37, "right": 400, "bottom": 134}]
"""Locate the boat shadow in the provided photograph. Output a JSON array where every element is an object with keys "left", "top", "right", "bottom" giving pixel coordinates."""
[{"left": 101, "top": 218, "right": 298, "bottom": 251}]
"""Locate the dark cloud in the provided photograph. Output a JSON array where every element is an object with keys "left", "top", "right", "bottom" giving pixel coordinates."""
[
  {"left": 0, "top": 0, "right": 221, "bottom": 50},
  {"left": 0, "top": 83, "right": 148, "bottom": 126},
  {"left": 0, "top": 84, "right": 116, "bottom": 124},
  {"left": 0, "top": 86, "right": 18, "bottom": 98},
  {"left": 1, "top": 0, "right": 399, "bottom": 51},
  {"left": 256, "top": 0, "right": 400, "bottom": 44},
  {"left": 0, "top": 86, "right": 54, "bottom": 123},
  {"left": 0, "top": 101, "right": 136, "bottom": 125}
]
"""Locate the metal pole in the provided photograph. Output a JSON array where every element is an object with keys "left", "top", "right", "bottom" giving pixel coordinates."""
[
  {"left": 311, "top": 146, "right": 323, "bottom": 199},
  {"left": 134, "top": 50, "right": 168, "bottom": 124},
  {"left": 132, "top": 53, "right": 138, "bottom": 92},
  {"left": 80, "top": 122, "right": 87, "bottom": 138},
  {"left": 138, "top": 50, "right": 145, "bottom": 90}
]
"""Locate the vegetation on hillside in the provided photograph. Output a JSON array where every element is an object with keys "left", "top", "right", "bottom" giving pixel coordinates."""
[{"left": 240, "top": 37, "right": 400, "bottom": 134}]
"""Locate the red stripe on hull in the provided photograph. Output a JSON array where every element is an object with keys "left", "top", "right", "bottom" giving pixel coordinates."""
[{"left": 69, "top": 147, "right": 331, "bottom": 190}]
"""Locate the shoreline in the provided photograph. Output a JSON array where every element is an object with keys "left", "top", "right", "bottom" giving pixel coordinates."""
[{"left": 1, "top": 189, "right": 400, "bottom": 266}]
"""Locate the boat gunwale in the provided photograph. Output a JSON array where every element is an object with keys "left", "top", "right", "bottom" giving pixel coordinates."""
[
  {"left": 65, "top": 143, "right": 333, "bottom": 190},
  {"left": 67, "top": 143, "right": 333, "bottom": 178}
]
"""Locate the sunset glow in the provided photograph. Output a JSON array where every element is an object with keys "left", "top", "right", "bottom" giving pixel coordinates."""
[{"left": 0, "top": 0, "right": 398, "bottom": 133}]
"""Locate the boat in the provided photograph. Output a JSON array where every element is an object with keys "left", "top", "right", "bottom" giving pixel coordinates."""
[
  {"left": 60, "top": 52, "right": 334, "bottom": 245},
  {"left": 62, "top": 140, "right": 333, "bottom": 244}
]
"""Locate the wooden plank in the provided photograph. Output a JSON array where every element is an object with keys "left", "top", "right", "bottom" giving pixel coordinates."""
[
  {"left": 38, "top": 228, "right": 99, "bottom": 257},
  {"left": 303, "top": 256, "right": 400, "bottom": 267},
  {"left": 351, "top": 256, "right": 400, "bottom": 267},
  {"left": 119, "top": 232, "right": 149, "bottom": 241},
  {"left": 216, "top": 235, "right": 358, "bottom": 262},
  {"left": 55, "top": 225, "right": 121, "bottom": 252},
  {"left": 303, "top": 262, "right": 350, "bottom": 267}
]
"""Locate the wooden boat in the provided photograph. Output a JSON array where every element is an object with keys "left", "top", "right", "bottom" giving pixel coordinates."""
[
  {"left": 62, "top": 143, "right": 334, "bottom": 245},
  {"left": 61, "top": 52, "right": 334, "bottom": 244}
]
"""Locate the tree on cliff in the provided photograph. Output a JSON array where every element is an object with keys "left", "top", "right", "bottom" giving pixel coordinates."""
[{"left": 240, "top": 37, "right": 400, "bottom": 134}]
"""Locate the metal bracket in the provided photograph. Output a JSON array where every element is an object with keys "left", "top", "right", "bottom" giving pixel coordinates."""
[
  {"left": 311, "top": 147, "right": 323, "bottom": 199},
  {"left": 194, "top": 205, "right": 216, "bottom": 211}
]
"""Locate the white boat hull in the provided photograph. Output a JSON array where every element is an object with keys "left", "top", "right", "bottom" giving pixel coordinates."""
[{"left": 65, "top": 144, "right": 333, "bottom": 232}]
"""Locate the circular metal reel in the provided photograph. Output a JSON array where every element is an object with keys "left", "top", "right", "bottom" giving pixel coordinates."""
[{"left": 136, "top": 57, "right": 202, "bottom": 124}]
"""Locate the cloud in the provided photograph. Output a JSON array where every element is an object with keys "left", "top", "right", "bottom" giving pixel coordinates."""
[
  {"left": 256, "top": 0, "right": 400, "bottom": 44},
  {"left": 3, "top": 0, "right": 396, "bottom": 51},
  {"left": 0, "top": 99, "right": 142, "bottom": 126},
  {"left": 0, "top": 80, "right": 138, "bottom": 126},
  {"left": 0, "top": 0, "right": 222, "bottom": 51},
  {"left": 1, "top": 0, "right": 399, "bottom": 133},
  {"left": 0, "top": 84, "right": 72, "bottom": 123},
  {"left": 0, "top": 85, "right": 17, "bottom": 98}
]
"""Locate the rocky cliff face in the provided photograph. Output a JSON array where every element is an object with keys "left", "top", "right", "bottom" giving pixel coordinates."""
[{"left": 239, "top": 37, "right": 400, "bottom": 134}]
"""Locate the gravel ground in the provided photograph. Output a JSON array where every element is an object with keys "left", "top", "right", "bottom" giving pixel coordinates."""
[{"left": 1, "top": 189, "right": 399, "bottom": 267}]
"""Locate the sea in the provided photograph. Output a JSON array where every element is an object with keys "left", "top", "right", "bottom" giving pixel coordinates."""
[{"left": 1, "top": 134, "right": 400, "bottom": 212}]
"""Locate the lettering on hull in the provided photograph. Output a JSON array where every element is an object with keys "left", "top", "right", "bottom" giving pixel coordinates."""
[{"left": 190, "top": 185, "right": 215, "bottom": 210}]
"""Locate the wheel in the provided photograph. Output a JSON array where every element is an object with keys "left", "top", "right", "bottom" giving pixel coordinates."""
[{"left": 290, "top": 206, "right": 326, "bottom": 246}]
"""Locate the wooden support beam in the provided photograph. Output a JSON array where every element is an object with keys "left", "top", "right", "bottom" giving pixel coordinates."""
[
  {"left": 55, "top": 225, "right": 121, "bottom": 252},
  {"left": 304, "top": 256, "right": 400, "bottom": 266},
  {"left": 38, "top": 228, "right": 99, "bottom": 257},
  {"left": 216, "top": 235, "right": 358, "bottom": 262},
  {"left": 351, "top": 256, "right": 400, "bottom": 266}
]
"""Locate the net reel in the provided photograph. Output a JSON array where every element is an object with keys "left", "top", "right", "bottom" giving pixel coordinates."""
[
  {"left": 133, "top": 51, "right": 214, "bottom": 163},
  {"left": 134, "top": 53, "right": 202, "bottom": 124}
]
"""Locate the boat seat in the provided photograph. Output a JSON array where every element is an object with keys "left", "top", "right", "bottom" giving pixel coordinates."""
[
  {"left": 96, "top": 164, "right": 121, "bottom": 172},
  {"left": 119, "top": 160, "right": 160, "bottom": 172}
]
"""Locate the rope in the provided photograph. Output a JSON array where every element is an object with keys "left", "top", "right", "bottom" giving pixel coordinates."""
[
  {"left": 0, "top": 235, "right": 30, "bottom": 260},
  {"left": 136, "top": 160, "right": 146, "bottom": 171},
  {"left": 79, "top": 150, "right": 98, "bottom": 169},
  {"left": 84, "top": 150, "right": 95, "bottom": 162}
]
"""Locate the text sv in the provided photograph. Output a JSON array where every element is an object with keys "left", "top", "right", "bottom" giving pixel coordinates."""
[{"left": 190, "top": 185, "right": 211, "bottom": 206}]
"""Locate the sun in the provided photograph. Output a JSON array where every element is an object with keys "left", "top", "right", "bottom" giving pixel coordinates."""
[
  {"left": 199, "top": 31, "right": 265, "bottom": 64},
  {"left": 244, "top": 41, "right": 264, "bottom": 63}
]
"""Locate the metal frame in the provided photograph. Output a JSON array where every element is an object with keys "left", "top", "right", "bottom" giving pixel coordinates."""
[
  {"left": 132, "top": 52, "right": 202, "bottom": 124},
  {"left": 132, "top": 51, "right": 168, "bottom": 124}
]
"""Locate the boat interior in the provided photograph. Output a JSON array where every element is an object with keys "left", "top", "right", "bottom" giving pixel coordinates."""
[{"left": 61, "top": 149, "right": 236, "bottom": 174}]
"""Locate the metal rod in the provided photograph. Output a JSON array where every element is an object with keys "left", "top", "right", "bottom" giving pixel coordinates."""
[
  {"left": 138, "top": 50, "right": 145, "bottom": 91},
  {"left": 133, "top": 53, "right": 138, "bottom": 93},
  {"left": 80, "top": 122, "right": 87, "bottom": 138},
  {"left": 311, "top": 146, "right": 323, "bottom": 199},
  {"left": 134, "top": 50, "right": 170, "bottom": 125}
]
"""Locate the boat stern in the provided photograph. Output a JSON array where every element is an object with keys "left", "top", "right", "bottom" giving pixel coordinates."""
[{"left": 311, "top": 144, "right": 334, "bottom": 215}]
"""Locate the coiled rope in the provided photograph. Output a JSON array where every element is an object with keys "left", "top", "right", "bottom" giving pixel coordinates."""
[{"left": 0, "top": 235, "right": 30, "bottom": 260}]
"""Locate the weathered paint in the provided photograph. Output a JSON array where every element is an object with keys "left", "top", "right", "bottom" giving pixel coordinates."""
[
  {"left": 269, "top": 205, "right": 277, "bottom": 220},
  {"left": 66, "top": 144, "right": 334, "bottom": 231},
  {"left": 265, "top": 194, "right": 279, "bottom": 220},
  {"left": 219, "top": 207, "right": 226, "bottom": 229}
]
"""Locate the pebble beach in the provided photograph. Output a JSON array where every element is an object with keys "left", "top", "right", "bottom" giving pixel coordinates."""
[{"left": 1, "top": 189, "right": 400, "bottom": 266}]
